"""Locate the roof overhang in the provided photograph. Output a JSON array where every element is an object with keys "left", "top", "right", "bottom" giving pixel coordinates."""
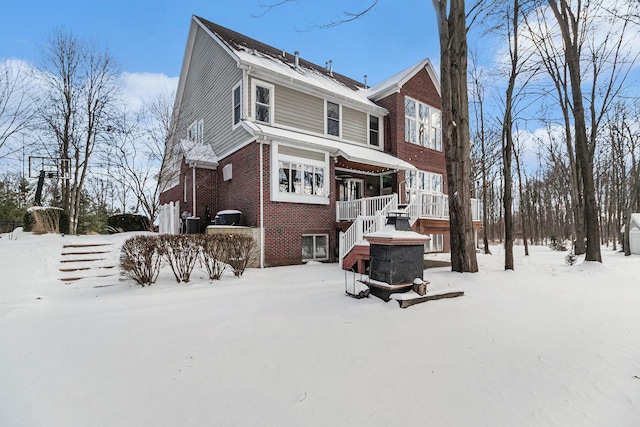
[
  {"left": 246, "top": 122, "right": 417, "bottom": 174},
  {"left": 180, "top": 139, "right": 219, "bottom": 170}
]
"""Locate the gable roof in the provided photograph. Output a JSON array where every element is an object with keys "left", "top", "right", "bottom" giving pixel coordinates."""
[
  {"left": 192, "top": 16, "right": 386, "bottom": 113},
  {"left": 366, "top": 58, "right": 440, "bottom": 101},
  {"left": 196, "top": 16, "right": 364, "bottom": 91}
]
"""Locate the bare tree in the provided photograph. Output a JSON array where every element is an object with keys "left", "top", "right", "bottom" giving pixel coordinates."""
[
  {"left": 104, "top": 89, "right": 176, "bottom": 227},
  {"left": 433, "top": 0, "right": 479, "bottom": 272},
  {"left": 40, "top": 29, "right": 119, "bottom": 234},
  {"left": 0, "top": 60, "right": 38, "bottom": 158}
]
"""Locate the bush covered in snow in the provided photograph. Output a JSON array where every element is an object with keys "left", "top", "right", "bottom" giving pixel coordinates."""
[
  {"left": 159, "top": 235, "right": 200, "bottom": 283},
  {"left": 119, "top": 233, "right": 257, "bottom": 286},
  {"left": 120, "top": 235, "right": 162, "bottom": 286},
  {"left": 198, "top": 234, "right": 228, "bottom": 280}
]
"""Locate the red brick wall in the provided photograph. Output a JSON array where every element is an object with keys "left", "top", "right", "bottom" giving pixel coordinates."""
[
  {"left": 217, "top": 141, "right": 336, "bottom": 267},
  {"left": 261, "top": 143, "right": 336, "bottom": 267},
  {"left": 376, "top": 67, "right": 447, "bottom": 203},
  {"left": 159, "top": 158, "right": 217, "bottom": 232}
]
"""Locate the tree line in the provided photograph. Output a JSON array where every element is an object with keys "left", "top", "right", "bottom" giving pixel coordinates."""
[{"left": 0, "top": 29, "right": 174, "bottom": 234}]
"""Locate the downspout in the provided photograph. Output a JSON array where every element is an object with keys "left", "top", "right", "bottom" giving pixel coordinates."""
[
  {"left": 259, "top": 139, "right": 265, "bottom": 268},
  {"left": 192, "top": 163, "right": 196, "bottom": 217}
]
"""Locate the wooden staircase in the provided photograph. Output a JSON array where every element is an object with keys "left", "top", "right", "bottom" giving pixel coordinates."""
[{"left": 59, "top": 242, "right": 118, "bottom": 284}]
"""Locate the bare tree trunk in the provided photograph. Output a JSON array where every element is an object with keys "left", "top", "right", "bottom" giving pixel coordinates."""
[
  {"left": 433, "top": 0, "right": 478, "bottom": 272},
  {"left": 548, "top": 0, "right": 601, "bottom": 262}
]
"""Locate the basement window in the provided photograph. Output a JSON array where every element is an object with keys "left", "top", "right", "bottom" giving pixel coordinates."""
[{"left": 302, "top": 234, "right": 328, "bottom": 261}]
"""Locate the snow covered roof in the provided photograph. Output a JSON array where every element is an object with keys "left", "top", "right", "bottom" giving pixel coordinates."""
[
  {"left": 194, "top": 16, "right": 387, "bottom": 113},
  {"left": 179, "top": 139, "right": 218, "bottom": 170},
  {"left": 365, "top": 58, "right": 440, "bottom": 101},
  {"left": 246, "top": 122, "right": 418, "bottom": 173}
]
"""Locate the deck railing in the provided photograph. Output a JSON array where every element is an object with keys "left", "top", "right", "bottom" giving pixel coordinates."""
[
  {"left": 338, "top": 214, "right": 385, "bottom": 268},
  {"left": 336, "top": 194, "right": 398, "bottom": 222}
]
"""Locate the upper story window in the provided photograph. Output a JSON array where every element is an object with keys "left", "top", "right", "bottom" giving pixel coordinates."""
[
  {"left": 326, "top": 101, "right": 340, "bottom": 137},
  {"left": 405, "top": 96, "right": 442, "bottom": 151},
  {"left": 232, "top": 83, "right": 242, "bottom": 127},
  {"left": 369, "top": 115, "right": 380, "bottom": 147},
  {"left": 188, "top": 119, "right": 204, "bottom": 144},
  {"left": 252, "top": 80, "right": 273, "bottom": 124}
]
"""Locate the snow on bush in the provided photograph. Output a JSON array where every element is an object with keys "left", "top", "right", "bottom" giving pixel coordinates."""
[{"left": 120, "top": 235, "right": 162, "bottom": 286}]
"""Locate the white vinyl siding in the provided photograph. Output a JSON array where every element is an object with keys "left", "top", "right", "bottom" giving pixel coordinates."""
[
  {"left": 342, "top": 106, "right": 367, "bottom": 144},
  {"left": 174, "top": 26, "right": 249, "bottom": 161},
  {"left": 274, "top": 84, "right": 324, "bottom": 133}
]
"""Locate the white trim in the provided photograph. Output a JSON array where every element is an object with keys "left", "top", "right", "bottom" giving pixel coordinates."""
[
  {"left": 325, "top": 100, "right": 341, "bottom": 139},
  {"left": 251, "top": 79, "right": 275, "bottom": 125},
  {"left": 302, "top": 234, "right": 329, "bottom": 261},
  {"left": 367, "top": 58, "right": 441, "bottom": 101},
  {"left": 232, "top": 81, "right": 242, "bottom": 130},
  {"left": 270, "top": 141, "right": 330, "bottom": 205},
  {"left": 404, "top": 95, "right": 442, "bottom": 152},
  {"left": 367, "top": 113, "right": 383, "bottom": 150}
]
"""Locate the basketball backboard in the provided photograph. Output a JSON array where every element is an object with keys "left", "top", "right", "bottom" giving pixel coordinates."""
[{"left": 28, "top": 156, "right": 70, "bottom": 180}]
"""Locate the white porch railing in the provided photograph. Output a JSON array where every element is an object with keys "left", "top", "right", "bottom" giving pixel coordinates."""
[
  {"left": 405, "top": 191, "right": 482, "bottom": 224},
  {"left": 336, "top": 194, "right": 398, "bottom": 222},
  {"left": 338, "top": 214, "right": 385, "bottom": 269},
  {"left": 337, "top": 192, "right": 482, "bottom": 266}
]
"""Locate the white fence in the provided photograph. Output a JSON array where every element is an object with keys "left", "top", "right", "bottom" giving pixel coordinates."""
[{"left": 158, "top": 201, "right": 180, "bottom": 234}]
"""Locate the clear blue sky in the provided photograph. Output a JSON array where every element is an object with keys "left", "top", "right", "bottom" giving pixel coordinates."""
[{"left": 1, "top": 0, "right": 448, "bottom": 85}]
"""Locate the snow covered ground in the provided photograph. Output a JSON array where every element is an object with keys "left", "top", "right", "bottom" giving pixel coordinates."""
[{"left": 1, "top": 230, "right": 640, "bottom": 426}]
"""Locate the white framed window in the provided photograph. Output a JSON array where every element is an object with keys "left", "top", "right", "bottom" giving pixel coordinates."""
[
  {"left": 368, "top": 114, "right": 381, "bottom": 147},
  {"left": 252, "top": 79, "right": 273, "bottom": 124},
  {"left": 405, "top": 96, "right": 441, "bottom": 151},
  {"left": 405, "top": 170, "right": 444, "bottom": 198},
  {"left": 405, "top": 98, "right": 416, "bottom": 143},
  {"left": 188, "top": 119, "right": 204, "bottom": 144},
  {"left": 232, "top": 82, "right": 242, "bottom": 128},
  {"left": 425, "top": 234, "right": 444, "bottom": 252},
  {"left": 271, "top": 141, "right": 329, "bottom": 205},
  {"left": 326, "top": 101, "right": 340, "bottom": 137},
  {"left": 302, "top": 234, "right": 329, "bottom": 261}
]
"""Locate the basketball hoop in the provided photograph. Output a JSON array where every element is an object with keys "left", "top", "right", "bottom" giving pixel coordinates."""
[{"left": 28, "top": 156, "right": 70, "bottom": 180}]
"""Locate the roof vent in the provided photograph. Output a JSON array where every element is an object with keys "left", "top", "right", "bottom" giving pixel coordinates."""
[
  {"left": 328, "top": 59, "right": 333, "bottom": 77},
  {"left": 364, "top": 74, "right": 368, "bottom": 89},
  {"left": 294, "top": 51, "right": 299, "bottom": 70}
]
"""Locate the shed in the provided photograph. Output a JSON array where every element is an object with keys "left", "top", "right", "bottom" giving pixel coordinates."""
[{"left": 621, "top": 213, "right": 640, "bottom": 255}]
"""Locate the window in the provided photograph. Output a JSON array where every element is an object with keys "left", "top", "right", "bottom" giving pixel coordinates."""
[
  {"left": 405, "top": 170, "right": 444, "bottom": 198},
  {"left": 405, "top": 96, "right": 442, "bottom": 151},
  {"left": 425, "top": 234, "right": 444, "bottom": 252},
  {"left": 272, "top": 142, "right": 329, "bottom": 205},
  {"left": 232, "top": 83, "right": 242, "bottom": 126},
  {"left": 278, "top": 162, "right": 325, "bottom": 196},
  {"left": 302, "top": 234, "right": 328, "bottom": 261},
  {"left": 252, "top": 80, "right": 273, "bottom": 124},
  {"left": 405, "top": 98, "right": 416, "bottom": 143},
  {"left": 369, "top": 115, "right": 380, "bottom": 147},
  {"left": 187, "top": 119, "right": 204, "bottom": 144},
  {"left": 327, "top": 101, "right": 340, "bottom": 136}
]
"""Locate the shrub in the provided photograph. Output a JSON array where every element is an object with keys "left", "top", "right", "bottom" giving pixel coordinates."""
[
  {"left": 159, "top": 234, "right": 200, "bottom": 283},
  {"left": 225, "top": 234, "right": 256, "bottom": 277},
  {"left": 565, "top": 251, "right": 577, "bottom": 266},
  {"left": 198, "top": 234, "right": 228, "bottom": 280},
  {"left": 120, "top": 235, "right": 162, "bottom": 286},
  {"left": 23, "top": 210, "right": 34, "bottom": 232},
  {"left": 107, "top": 214, "right": 151, "bottom": 233}
]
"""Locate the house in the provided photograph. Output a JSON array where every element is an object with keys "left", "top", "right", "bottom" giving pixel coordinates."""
[{"left": 158, "top": 15, "right": 482, "bottom": 268}]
